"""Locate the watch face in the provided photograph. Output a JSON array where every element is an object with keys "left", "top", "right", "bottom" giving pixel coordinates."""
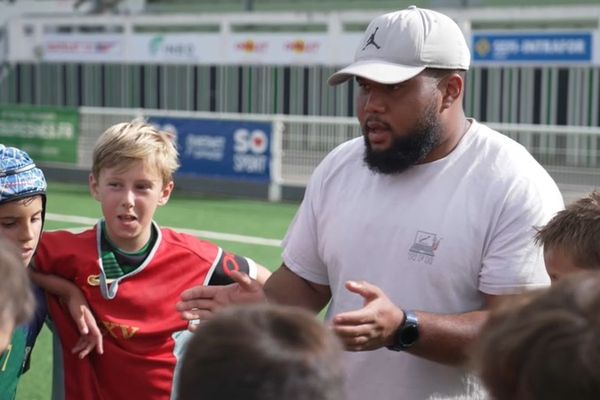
[
  {"left": 399, "top": 325, "right": 419, "bottom": 346},
  {"left": 387, "top": 311, "right": 419, "bottom": 351}
]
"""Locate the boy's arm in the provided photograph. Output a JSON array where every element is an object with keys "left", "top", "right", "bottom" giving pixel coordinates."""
[{"left": 28, "top": 270, "right": 104, "bottom": 358}]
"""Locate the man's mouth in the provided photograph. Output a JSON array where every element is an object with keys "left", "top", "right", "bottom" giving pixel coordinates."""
[{"left": 365, "top": 121, "right": 391, "bottom": 145}]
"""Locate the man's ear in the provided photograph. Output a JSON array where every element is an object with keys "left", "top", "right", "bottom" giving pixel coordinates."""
[
  {"left": 158, "top": 181, "right": 174, "bottom": 206},
  {"left": 440, "top": 73, "right": 464, "bottom": 110},
  {"left": 89, "top": 173, "right": 100, "bottom": 201}
]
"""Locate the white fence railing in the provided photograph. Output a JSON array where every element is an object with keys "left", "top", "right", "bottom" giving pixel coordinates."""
[{"left": 77, "top": 107, "right": 600, "bottom": 200}]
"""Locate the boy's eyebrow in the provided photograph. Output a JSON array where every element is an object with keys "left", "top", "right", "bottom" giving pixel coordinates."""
[{"left": 0, "top": 209, "right": 42, "bottom": 219}]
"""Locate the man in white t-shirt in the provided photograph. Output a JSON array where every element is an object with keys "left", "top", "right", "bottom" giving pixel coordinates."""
[{"left": 178, "top": 6, "right": 564, "bottom": 399}]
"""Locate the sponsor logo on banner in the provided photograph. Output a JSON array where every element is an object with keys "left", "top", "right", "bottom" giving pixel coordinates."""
[
  {"left": 148, "top": 35, "right": 196, "bottom": 60},
  {"left": 236, "top": 40, "right": 268, "bottom": 53},
  {"left": 45, "top": 40, "right": 119, "bottom": 55},
  {"left": 284, "top": 39, "right": 320, "bottom": 54},
  {"left": 233, "top": 128, "right": 268, "bottom": 174},
  {"left": 43, "top": 34, "right": 124, "bottom": 62}
]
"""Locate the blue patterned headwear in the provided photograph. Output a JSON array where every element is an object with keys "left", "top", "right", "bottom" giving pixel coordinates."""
[{"left": 0, "top": 145, "right": 47, "bottom": 220}]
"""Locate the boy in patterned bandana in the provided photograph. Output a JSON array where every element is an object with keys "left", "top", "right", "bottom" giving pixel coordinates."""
[{"left": 0, "top": 145, "right": 102, "bottom": 400}]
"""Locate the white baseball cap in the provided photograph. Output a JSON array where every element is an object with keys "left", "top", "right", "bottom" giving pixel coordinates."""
[{"left": 328, "top": 6, "right": 470, "bottom": 86}]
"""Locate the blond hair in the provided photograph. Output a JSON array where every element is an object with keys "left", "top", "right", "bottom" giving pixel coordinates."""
[
  {"left": 92, "top": 120, "right": 179, "bottom": 185},
  {"left": 0, "top": 239, "right": 35, "bottom": 329}
]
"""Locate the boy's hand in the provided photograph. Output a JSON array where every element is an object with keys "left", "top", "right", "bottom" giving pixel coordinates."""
[
  {"left": 28, "top": 270, "right": 104, "bottom": 357},
  {"left": 66, "top": 300, "right": 104, "bottom": 358},
  {"left": 176, "top": 270, "right": 266, "bottom": 330}
]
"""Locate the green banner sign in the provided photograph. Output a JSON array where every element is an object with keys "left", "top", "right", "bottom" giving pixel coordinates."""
[{"left": 0, "top": 105, "right": 79, "bottom": 164}]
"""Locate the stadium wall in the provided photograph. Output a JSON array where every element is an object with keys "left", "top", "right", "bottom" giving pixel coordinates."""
[{"left": 1, "top": 6, "right": 600, "bottom": 126}]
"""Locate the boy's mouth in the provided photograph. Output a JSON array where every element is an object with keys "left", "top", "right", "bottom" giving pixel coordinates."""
[
  {"left": 118, "top": 214, "right": 137, "bottom": 222},
  {"left": 21, "top": 247, "right": 34, "bottom": 261}
]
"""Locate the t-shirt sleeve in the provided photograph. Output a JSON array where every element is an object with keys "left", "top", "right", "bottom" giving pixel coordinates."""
[
  {"left": 205, "top": 249, "right": 257, "bottom": 286},
  {"left": 33, "top": 233, "right": 59, "bottom": 275},
  {"left": 479, "top": 175, "right": 564, "bottom": 295},
  {"left": 32, "top": 232, "right": 77, "bottom": 281},
  {"left": 281, "top": 163, "right": 330, "bottom": 286}
]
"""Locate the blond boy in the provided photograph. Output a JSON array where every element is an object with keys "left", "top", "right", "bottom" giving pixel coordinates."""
[{"left": 34, "top": 121, "right": 270, "bottom": 400}]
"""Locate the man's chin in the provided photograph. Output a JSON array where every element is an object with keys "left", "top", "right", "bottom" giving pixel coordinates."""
[
  {"left": 364, "top": 153, "right": 414, "bottom": 175},
  {"left": 367, "top": 142, "right": 391, "bottom": 153}
]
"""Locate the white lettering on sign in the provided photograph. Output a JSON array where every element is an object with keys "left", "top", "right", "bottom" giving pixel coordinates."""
[
  {"left": 232, "top": 128, "right": 268, "bottom": 174},
  {"left": 521, "top": 39, "right": 586, "bottom": 55},
  {"left": 233, "top": 154, "right": 268, "bottom": 173},
  {"left": 493, "top": 39, "right": 520, "bottom": 58},
  {"left": 233, "top": 129, "right": 268, "bottom": 154},
  {"left": 185, "top": 134, "right": 226, "bottom": 161},
  {"left": 0, "top": 121, "right": 73, "bottom": 139}
]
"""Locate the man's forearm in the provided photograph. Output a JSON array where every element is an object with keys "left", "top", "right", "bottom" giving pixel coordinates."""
[{"left": 406, "top": 309, "right": 489, "bottom": 365}]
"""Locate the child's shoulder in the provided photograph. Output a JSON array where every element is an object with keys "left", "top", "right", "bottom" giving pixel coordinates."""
[
  {"left": 38, "top": 227, "right": 97, "bottom": 259},
  {"left": 159, "top": 228, "right": 220, "bottom": 261},
  {"left": 42, "top": 227, "right": 96, "bottom": 243}
]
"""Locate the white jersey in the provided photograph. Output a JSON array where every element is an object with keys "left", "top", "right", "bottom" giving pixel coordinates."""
[{"left": 282, "top": 119, "right": 564, "bottom": 400}]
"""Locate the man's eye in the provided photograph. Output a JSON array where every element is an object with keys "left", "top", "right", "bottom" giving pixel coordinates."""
[{"left": 1, "top": 222, "right": 16, "bottom": 228}]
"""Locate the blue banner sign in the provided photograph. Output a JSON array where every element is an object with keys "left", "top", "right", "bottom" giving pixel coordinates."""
[
  {"left": 150, "top": 117, "right": 272, "bottom": 182},
  {"left": 472, "top": 32, "right": 593, "bottom": 64}
]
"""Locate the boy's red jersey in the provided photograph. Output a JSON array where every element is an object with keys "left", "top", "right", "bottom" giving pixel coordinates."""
[{"left": 35, "top": 222, "right": 256, "bottom": 400}]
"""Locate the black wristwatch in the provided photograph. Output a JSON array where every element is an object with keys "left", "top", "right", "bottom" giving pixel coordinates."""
[{"left": 387, "top": 309, "right": 419, "bottom": 351}]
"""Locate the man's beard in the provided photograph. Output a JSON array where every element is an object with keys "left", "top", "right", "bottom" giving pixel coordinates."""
[{"left": 363, "top": 102, "right": 442, "bottom": 175}]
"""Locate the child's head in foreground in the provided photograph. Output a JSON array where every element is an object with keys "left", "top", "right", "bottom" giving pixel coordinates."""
[
  {"left": 0, "top": 145, "right": 47, "bottom": 266},
  {"left": 474, "top": 270, "right": 600, "bottom": 400},
  {"left": 177, "top": 303, "right": 345, "bottom": 400},
  {"left": 0, "top": 238, "right": 35, "bottom": 352},
  {"left": 535, "top": 191, "right": 600, "bottom": 282},
  {"left": 89, "top": 121, "right": 179, "bottom": 252}
]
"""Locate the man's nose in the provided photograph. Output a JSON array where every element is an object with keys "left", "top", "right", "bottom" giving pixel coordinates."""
[{"left": 362, "top": 91, "right": 387, "bottom": 113}]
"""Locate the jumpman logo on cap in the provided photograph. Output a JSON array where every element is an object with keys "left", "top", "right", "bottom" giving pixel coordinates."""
[{"left": 362, "top": 27, "right": 381, "bottom": 50}]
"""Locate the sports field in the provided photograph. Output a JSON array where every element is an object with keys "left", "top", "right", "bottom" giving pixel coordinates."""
[{"left": 16, "top": 181, "right": 299, "bottom": 400}]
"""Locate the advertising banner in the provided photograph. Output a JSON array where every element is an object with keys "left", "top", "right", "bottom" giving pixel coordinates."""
[
  {"left": 150, "top": 117, "right": 271, "bottom": 182},
  {"left": 0, "top": 105, "right": 79, "bottom": 164},
  {"left": 472, "top": 32, "right": 593, "bottom": 64}
]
